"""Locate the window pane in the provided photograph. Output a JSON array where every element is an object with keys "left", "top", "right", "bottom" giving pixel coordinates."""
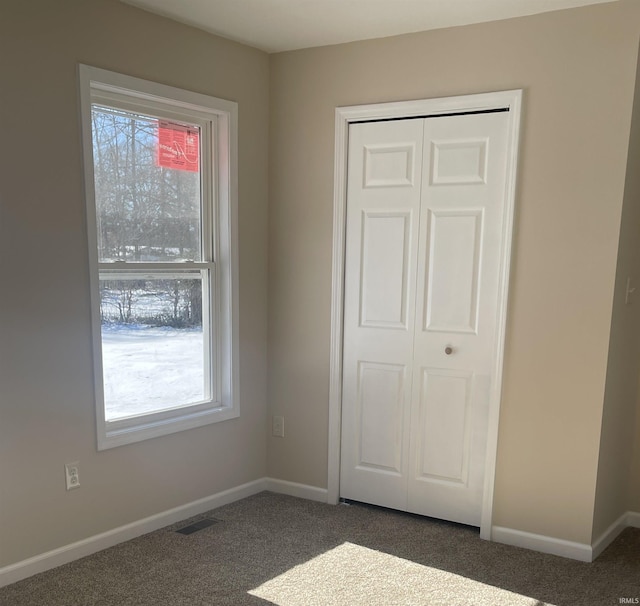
[
  {"left": 91, "top": 106, "right": 202, "bottom": 262},
  {"left": 100, "top": 276, "right": 207, "bottom": 420}
]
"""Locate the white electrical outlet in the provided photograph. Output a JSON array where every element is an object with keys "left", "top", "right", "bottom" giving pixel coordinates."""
[
  {"left": 65, "top": 462, "right": 80, "bottom": 490},
  {"left": 272, "top": 415, "right": 285, "bottom": 438}
]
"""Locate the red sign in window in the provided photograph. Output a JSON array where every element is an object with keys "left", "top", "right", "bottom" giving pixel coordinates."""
[{"left": 156, "top": 121, "right": 200, "bottom": 172}]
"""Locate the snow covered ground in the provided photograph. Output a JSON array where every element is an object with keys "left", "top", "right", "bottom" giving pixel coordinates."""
[{"left": 101, "top": 324, "right": 205, "bottom": 420}]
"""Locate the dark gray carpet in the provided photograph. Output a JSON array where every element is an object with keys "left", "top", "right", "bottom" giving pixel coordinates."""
[{"left": 0, "top": 492, "right": 638, "bottom": 605}]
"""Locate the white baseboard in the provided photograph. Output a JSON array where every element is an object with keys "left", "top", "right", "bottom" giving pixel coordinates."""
[
  {"left": 492, "top": 526, "right": 593, "bottom": 562},
  {"left": 626, "top": 511, "right": 640, "bottom": 528},
  {"left": 265, "top": 477, "right": 329, "bottom": 502},
  {"left": 0, "top": 478, "right": 267, "bottom": 588},
  {"left": 591, "top": 512, "right": 628, "bottom": 561},
  {"left": 1, "top": 477, "right": 629, "bottom": 588},
  {"left": 591, "top": 511, "right": 640, "bottom": 560}
]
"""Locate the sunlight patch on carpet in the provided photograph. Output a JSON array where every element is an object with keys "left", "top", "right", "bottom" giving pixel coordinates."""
[{"left": 248, "top": 542, "right": 556, "bottom": 606}]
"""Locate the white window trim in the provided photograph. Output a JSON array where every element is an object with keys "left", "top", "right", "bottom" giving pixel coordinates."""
[{"left": 79, "top": 65, "right": 239, "bottom": 450}]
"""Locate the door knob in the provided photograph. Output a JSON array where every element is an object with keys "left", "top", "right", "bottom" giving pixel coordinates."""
[{"left": 445, "top": 346, "right": 453, "bottom": 355}]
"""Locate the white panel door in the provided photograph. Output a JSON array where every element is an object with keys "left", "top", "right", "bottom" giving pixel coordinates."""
[
  {"left": 340, "top": 111, "right": 510, "bottom": 526},
  {"left": 340, "top": 119, "right": 424, "bottom": 511},
  {"left": 407, "top": 112, "right": 509, "bottom": 525}
]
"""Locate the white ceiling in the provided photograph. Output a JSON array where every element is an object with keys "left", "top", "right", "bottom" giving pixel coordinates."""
[{"left": 122, "top": 0, "right": 619, "bottom": 53}]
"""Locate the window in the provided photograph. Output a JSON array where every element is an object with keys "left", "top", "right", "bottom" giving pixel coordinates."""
[{"left": 79, "top": 65, "right": 238, "bottom": 449}]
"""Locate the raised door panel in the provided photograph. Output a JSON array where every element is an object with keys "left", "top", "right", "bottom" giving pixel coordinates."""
[
  {"left": 356, "top": 362, "right": 406, "bottom": 474},
  {"left": 364, "top": 143, "right": 416, "bottom": 188},
  {"left": 430, "top": 138, "right": 488, "bottom": 185},
  {"left": 360, "top": 211, "right": 411, "bottom": 329},
  {"left": 424, "top": 209, "right": 483, "bottom": 334},
  {"left": 416, "top": 369, "right": 473, "bottom": 485}
]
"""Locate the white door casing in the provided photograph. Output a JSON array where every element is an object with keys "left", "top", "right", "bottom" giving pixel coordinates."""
[{"left": 328, "top": 91, "right": 522, "bottom": 539}]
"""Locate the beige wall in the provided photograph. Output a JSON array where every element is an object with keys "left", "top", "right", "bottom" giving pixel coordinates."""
[
  {"left": 268, "top": 0, "right": 640, "bottom": 544},
  {"left": 0, "top": 0, "right": 269, "bottom": 567},
  {"left": 592, "top": 38, "right": 640, "bottom": 539}
]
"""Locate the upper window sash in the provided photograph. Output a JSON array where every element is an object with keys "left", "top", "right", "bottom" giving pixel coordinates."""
[{"left": 89, "top": 94, "right": 216, "bottom": 267}]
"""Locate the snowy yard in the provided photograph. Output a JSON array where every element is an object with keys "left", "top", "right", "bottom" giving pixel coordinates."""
[{"left": 101, "top": 324, "right": 205, "bottom": 420}]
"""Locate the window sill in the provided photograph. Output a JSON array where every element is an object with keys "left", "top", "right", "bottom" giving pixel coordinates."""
[{"left": 98, "top": 403, "right": 239, "bottom": 450}]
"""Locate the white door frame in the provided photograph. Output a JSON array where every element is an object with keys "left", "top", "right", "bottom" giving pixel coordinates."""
[{"left": 327, "top": 90, "right": 522, "bottom": 540}]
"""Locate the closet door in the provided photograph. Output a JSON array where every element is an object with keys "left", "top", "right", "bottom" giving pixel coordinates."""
[
  {"left": 340, "top": 110, "right": 510, "bottom": 526},
  {"left": 339, "top": 119, "right": 424, "bottom": 510},
  {"left": 407, "top": 112, "right": 510, "bottom": 525}
]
